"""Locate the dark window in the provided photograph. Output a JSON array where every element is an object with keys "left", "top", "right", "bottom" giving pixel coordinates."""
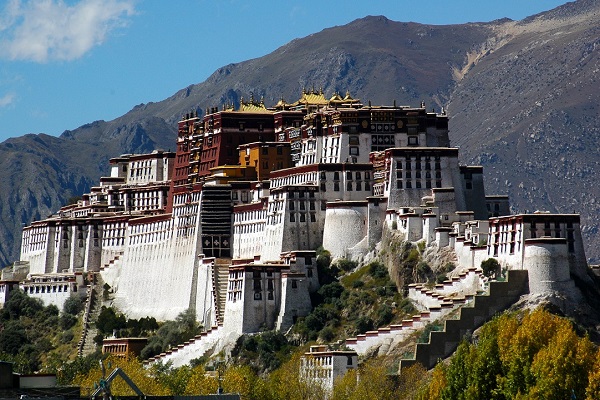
[{"left": 334, "top": 182, "right": 340, "bottom": 191}]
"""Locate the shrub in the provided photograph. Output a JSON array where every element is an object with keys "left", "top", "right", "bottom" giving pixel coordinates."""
[
  {"left": 368, "top": 261, "right": 388, "bottom": 279},
  {"left": 60, "top": 330, "right": 75, "bottom": 344},
  {"left": 352, "top": 280, "right": 364, "bottom": 288},
  {"left": 334, "top": 258, "right": 358, "bottom": 272},
  {"left": 319, "top": 326, "right": 336, "bottom": 342},
  {"left": 354, "top": 316, "right": 374, "bottom": 334},
  {"left": 481, "top": 258, "right": 501, "bottom": 279},
  {"left": 96, "top": 306, "right": 127, "bottom": 336},
  {"left": 317, "top": 282, "right": 345, "bottom": 303},
  {"left": 63, "top": 295, "right": 84, "bottom": 315},
  {"left": 376, "top": 304, "right": 394, "bottom": 326},
  {"left": 59, "top": 313, "right": 78, "bottom": 330}
]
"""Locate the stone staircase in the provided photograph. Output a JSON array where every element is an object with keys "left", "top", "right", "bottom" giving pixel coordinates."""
[
  {"left": 399, "top": 270, "right": 529, "bottom": 371},
  {"left": 344, "top": 267, "right": 484, "bottom": 356},
  {"left": 213, "top": 259, "right": 230, "bottom": 324},
  {"left": 77, "top": 273, "right": 104, "bottom": 356},
  {"left": 345, "top": 295, "right": 471, "bottom": 356},
  {"left": 144, "top": 323, "right": 224, "bottom": 368},
  {"left": 100, "top": 252, "right": 123, "bottom": 271}
]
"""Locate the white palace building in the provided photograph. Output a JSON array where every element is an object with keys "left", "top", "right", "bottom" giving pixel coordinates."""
[{"left": 5, "top": 90, "right": 595, "bottom": 369}]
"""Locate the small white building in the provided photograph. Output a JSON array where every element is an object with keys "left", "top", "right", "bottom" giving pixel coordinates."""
[{"left": 301, "top": 345, "right": 358, "bottom": 394}]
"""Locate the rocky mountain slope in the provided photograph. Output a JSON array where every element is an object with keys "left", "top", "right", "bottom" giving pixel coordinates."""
[{"left": 1, "top": 0, "right": 599, "bottom": 265}]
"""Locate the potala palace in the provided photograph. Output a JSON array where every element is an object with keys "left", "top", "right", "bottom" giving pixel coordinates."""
[{"left": 3, "top": 90, "right": 597, "bottom": 370}]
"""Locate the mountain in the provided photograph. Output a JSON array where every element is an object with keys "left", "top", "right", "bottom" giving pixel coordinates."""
[{"left": 1, "top": 0, "right": 599, "bottom": 265}]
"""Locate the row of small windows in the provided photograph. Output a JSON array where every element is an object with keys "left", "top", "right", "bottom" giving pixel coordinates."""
[
  {"left": 396, "top": 159, "right": 442, "bottom": 170},
  {"left": 397, "top": 180, "right": 442, "bottom": 189},
  {"left": 290, "top": 213, "right": 317, "bottom": 223},
  {"left": 24, "top": 284, "right": 72, "bottom": 294},
  {"left": 328, "top": 171, "right": 372, "bottom": 180},
  {"left": 289, "top": 200, "right": 316, "bottom": 211},
  {"left": 323, "top": 181, "right": 372, "bottom": 192},
  {"left": 399, "top": 171, "right": 442, "bottom": 179}
]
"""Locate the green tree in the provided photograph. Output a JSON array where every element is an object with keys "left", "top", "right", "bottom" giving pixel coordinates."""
[{"left": 480, "top": 258, "right": 500, "bottom": 279}]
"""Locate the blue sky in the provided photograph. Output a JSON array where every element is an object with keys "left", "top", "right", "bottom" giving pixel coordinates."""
[{"left": 0, "top": 0, "right": 570, "bottom": 142}]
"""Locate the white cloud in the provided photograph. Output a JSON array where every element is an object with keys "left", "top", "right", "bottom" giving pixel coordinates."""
[
  {"left": 0, "top": 92, "right": 16, "bottom": 107},
  {"left": 0, "top": 0, "right": 135, "bottom": 62}
]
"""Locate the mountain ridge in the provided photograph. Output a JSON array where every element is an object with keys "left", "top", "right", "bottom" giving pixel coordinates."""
[{"left": 1, "top": 0, "right": 599, "bottom": 265}]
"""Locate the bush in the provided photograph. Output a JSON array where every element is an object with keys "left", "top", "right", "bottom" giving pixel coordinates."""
[
  {"left": 352, "top": 280, "right": 365, "bottom": 288},
  {"left": 368, "top": 261, "right": 388, "bottom": 279},
  {"left": 0, "top": 321, "right": 29, "bottom": 354},
  {"left": 63, "top": 295, "right": 84, "bottom": 315},
  {"left": 481, "top": 258, "right": 501, "bottom": 279},
  {"left": 317, "top": 282, "right": 345, "bottom": 303},
  {"left": 60, "top": 330, "right": 75, "bottom": 344},
  {"left": 59, "top": 313, "right": 77, "bottom": 330},
  {"left": 96, "top": 306, "right": 127, "bottom": 336},
  {"left": 334, "top": 258, "right": 358, "bottom": 272},
  {"left": 398, "top": 298, "right": 416, "bottom": 315},
  {"left": 354, "top": 316, "right": 374, "bottom": 334},
  {"left": 319, "top": 326, "right": 336, "bottom": 342},
  {"left": 376, "top": 304, "right": 394, "bottom": 326}
]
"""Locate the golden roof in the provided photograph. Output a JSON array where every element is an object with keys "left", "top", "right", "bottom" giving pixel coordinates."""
[
  {"left": 329, "top": 92, "right": 344, "bottom": 102},
  {"left": 296, "top": 88, "right": 328, "bottom": 106},
  {"left": 238, "top": 94, "right": 273, "bottom": 113},
  {"left": 343, "top": 91, "right": 360, "bottom": 103}
]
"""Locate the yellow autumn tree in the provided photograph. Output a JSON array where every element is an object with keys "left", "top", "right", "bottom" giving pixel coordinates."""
[
  {"left": 223, "top": 364, "right": 270, "bottom": 400},
  {"left": 331, "top": 357, "right": 396, "bottom": 400},
  {"left": 266, "top": 350, "right": 327, "bottom": 400},
  {"left": 74, "top": 355, "right": 168, "bottom": 397},
  {"left": 586, "top": 349, "right": 600, "bottom": 400},
  {"left": 528, "top": 318, "right": 596, "bottom": 400},
  {"left": 416, "top": 362, "right": 446, "bottom": 400},
  {"left": 183, "top": 365, "right": 219, "bottom": 395},
  {"left": 417, "top": 308, "right": 598, "bottom": 399}
]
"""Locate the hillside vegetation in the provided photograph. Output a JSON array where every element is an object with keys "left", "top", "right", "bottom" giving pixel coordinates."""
[{"left": 67, "top": 309, "right": 600, "bottom": 400}]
